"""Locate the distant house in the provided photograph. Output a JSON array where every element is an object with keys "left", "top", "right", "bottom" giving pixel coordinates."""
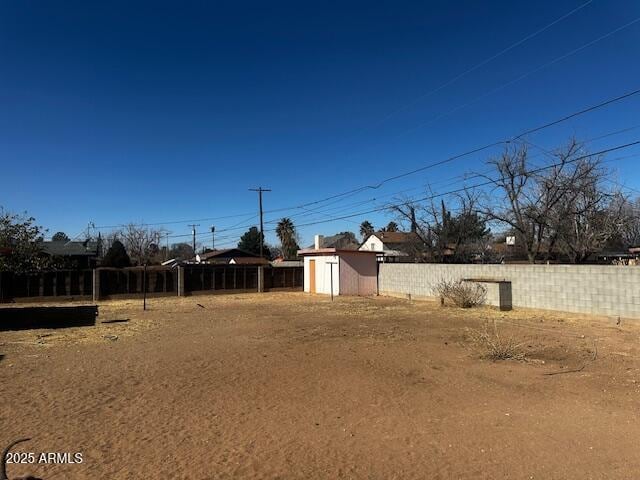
[
  {"left": 596, "top": 246, "right": 640, "bottom": 265},
  {"left": 358, "top": 231, "right": 423, "bottom": 262},
  {"left": 40, "top": 240, "right": 101, "bottom": 269},
  {"left": 306, "top": 233, "right": 359, "bottom": 251},
  {"left": 195, "top": 248, "right": 270, "bottom": 266}
]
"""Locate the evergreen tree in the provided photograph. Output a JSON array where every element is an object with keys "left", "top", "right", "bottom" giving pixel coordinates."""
[
  {"left": 52, "top": 231, "right": 70, "bottom": 242},
  {"left": 238, "top": 227, "right": 271, "bottom": 257},
  {"left": 101, "top": 239, "right": 131, "bottom": 268},
  {"left": 384, "top": 221, "right": 399, "bottom": 232}
]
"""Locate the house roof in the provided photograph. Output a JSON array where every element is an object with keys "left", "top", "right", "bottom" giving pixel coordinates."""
[
  {"left": 297, "top": 248, "right": 378, "bottom": 256},
  {"left": 196, "top": 248, "right": 269, "bottom": 265},
  {"left": 198, "top": 248, "right": 259, "bottom": 261},
  {"left": 306, "top": 233, "right": 359, "bottom": 250},
  {"left": 228, "top": 257, "right": 270, "bottom": 265},
  {"left": 370, "top": 231, "right": 420, "bottom": 245},
  {"left": 359, "top": 232, "right": 423, "bottom": 253},
  {"left": 41, "top": 240, "right": 100, "bottom": 257}
]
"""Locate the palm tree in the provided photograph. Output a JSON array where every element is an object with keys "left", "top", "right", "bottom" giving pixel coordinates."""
[
  {"left": 276, "top": 218, "right": 299, "bottom": 259},
  {"left": 360, "top": 220, "right": 374, "bottom": 240}
]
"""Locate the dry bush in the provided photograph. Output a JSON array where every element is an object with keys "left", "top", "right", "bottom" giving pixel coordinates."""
[
  {"left": 467, "top": 321, "right": 525, "bottom": 361},
  {"left": 433, "top": 279, "right": 486, "bottom": 308}
]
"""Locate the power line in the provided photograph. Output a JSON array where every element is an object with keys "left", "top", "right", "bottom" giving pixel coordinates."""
[
  {"left": 396, "top": 15, "right": 640, "bottom": 139},
  {"left": 366, "top": 0, "right": 593, "bottom": 129},
  {"left": 260, "top": 120, "right": 640, "bottom": 228},
  {"left": 167, "top": 147, "right": 640, "bottom": 246},
  {"left": 257, "top": 149, "right": 640, "bottom": 237},
  {"left": 275, "top": 87, "right": 640, "bottom": 211},
  {"left": 514, "top": 90, "right": 640, "bottom": 140},
  {"left": 263, "top": 140, "right": 640, "bottom": 232},
  {"left": 90, "top": 88, "right": 640, "bottom": 234}
]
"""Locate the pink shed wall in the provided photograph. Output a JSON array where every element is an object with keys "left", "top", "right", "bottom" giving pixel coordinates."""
[{"left": 338, "top": 252, "right": 378, "bottom": 296}]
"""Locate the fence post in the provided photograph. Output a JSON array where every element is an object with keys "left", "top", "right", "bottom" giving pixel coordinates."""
[
  {"left": 257, "top": 266, "right": 264, "bottom": 293},
  {"left": 92, "top": 269, "right": 100, "bottom": 302},
  {"left": 177, "top": 266, "right": 185, "bottom": 296}
]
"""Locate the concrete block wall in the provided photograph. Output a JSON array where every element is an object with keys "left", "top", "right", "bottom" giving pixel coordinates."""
[{"left": 378, "top": 264, "right": 640, "bottom": 319}]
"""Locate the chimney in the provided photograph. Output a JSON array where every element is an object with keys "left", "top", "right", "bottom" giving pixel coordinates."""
[{"left": 314, "top": 235, "right": 323, "bottom": 250}]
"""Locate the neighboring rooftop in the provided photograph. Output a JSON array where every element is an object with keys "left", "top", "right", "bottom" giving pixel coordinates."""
[
  {"left": 40, "top": 240, "right": 100, "bottom": 257},
  {"left": 369, "top": 231, "right": 421, "bottom": 246},
  {"left": 198, "top": 248, "right": 259, "bottom": 261},
  {"left": 306, "top": 233, "right": 359, "bottom": 250},
  {"left": 196, "top": 248, "right": 270, "bottom": 265},
  {"left": 271, "top": 260, "right": 304, "bottom": 267}
]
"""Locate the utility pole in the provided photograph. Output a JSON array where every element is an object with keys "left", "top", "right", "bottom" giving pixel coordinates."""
[
  {"left": 210, "top": 225, "right": 216, "bottom": 250},
  {"left": 249, "top": 187, "right": 271, "bottom": 258},
  {"left": 86, "top": 221, "right": 95, "bottom": 240},
  {"left": 164, "top": 232, "right": 170, "bottom": 261},
  {"left": 188, "top": 224, "right": 200, "bottom": 256}
]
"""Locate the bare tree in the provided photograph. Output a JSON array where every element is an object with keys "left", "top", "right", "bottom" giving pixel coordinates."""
[
  {"left": 549, "top": 166, "right": 626, "bottom": 263},
  {"left": 618, "top": 196, "right": 640, "bottom": 247},
  {"left": 115, "top": 224, "right": 164, "bottom": 265},
  {"left": 389, "top": 190, "right": 488, "bottom": 262},
  {"left": 388, "top": 196, "right": 433, "bottom": 262},
  {"left": 478, "top": 140, "right": 617, "bottom": 263}
]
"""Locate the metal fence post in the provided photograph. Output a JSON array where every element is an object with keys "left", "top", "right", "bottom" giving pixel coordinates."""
[
  {"left": 257, "top": 266, "right": 264, "bottom": 293},
  {"left": 92, "top": 269, "right": 100, "bottom": 302},
  {"left": 177, "top": 266, "right": 185, "bottom": 296},
  {"left": 143, "top": 264, "right": 147, "bottom": 310}
]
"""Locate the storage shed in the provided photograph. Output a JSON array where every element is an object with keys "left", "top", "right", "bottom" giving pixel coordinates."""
[{"left": 298, "top": 237, "right": 378, "bottom": 296}]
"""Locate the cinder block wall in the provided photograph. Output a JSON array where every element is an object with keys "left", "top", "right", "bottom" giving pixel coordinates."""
[{"left": 378, "top": 264, "right": 640, "bottom": 319}]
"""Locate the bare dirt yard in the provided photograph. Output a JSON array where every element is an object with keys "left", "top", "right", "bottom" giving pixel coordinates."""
[{"left": 1, "top": 292, "right": 640, "bottom": 479}]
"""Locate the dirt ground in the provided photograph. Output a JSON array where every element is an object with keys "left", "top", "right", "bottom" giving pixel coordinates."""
[{"left": 1, "top": 293, "right": 640, "bottom": 479}]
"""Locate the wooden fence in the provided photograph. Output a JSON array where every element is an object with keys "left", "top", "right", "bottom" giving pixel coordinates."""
[
  {"left": 0, "top": 270, "right": 93, "bottom": 301},
  {"left": 265, "top": 266, "right": 304, "bottom": 291},
  {"left": 0, "top": 265, "right": 303, "bottom": 302},
  {"left": 98, "top": 267, "right": 177, "bottom": 298}
]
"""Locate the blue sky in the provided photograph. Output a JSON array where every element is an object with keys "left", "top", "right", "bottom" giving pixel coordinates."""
[{"left": 1, "top": 0, "right": 639, "bottom": 248}]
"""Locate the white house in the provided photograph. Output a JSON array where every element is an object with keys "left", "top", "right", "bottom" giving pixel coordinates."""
[{"left": 358, "top": 231, "right": 420, "bottom": 262}]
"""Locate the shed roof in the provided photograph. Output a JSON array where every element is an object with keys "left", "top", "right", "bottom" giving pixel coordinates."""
[{"left": 297, "top": 248, "right": 378, "bottom": 256}]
